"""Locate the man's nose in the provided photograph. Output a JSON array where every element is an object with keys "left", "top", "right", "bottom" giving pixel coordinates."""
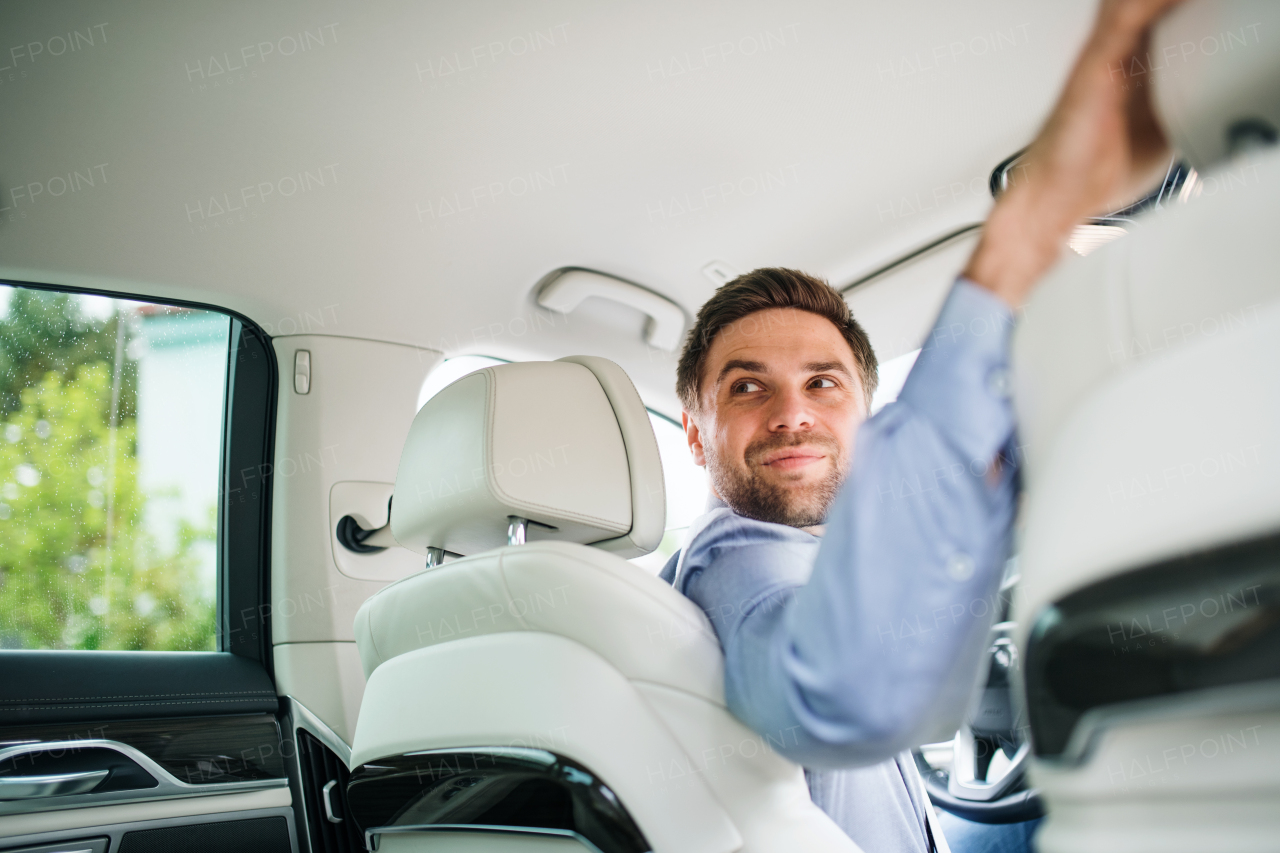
[{"left": 767, "top": 384, "right": 814, "bottom": 431}]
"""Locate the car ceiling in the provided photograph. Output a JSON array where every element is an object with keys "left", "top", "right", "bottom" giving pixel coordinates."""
[{"left": 0, "top": 0, "right": 1094, "bottom": 417}]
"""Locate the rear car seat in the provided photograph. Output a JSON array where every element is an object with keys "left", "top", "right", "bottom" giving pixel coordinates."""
[{"left": 348, "top": 356, "right": 859, "bottom": 852}]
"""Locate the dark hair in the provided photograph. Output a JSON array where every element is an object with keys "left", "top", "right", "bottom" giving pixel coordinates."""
[{"left": 676, "top": 267, "right": 878, "bottom": 411}]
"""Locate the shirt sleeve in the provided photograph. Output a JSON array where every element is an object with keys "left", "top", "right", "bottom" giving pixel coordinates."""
[{"left": 681, "top": 278, "right": 1021, "bottom": 769}]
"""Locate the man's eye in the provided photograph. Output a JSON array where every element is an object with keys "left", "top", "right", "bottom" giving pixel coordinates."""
[
  {"left": 733, "top": 380, "right": 762, "bottom": 393},
  {"left": 810, "top": 377, "right": 837, "bottom": 389}
]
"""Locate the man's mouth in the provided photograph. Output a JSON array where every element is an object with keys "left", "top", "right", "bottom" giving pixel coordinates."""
[{"left": 757, "top": 448, "right": 826, "bottom": 471}]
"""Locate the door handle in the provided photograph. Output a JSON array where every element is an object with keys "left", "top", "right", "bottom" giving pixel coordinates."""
[{"left": 0, "top": 769, "right": 109, "bottom": 799}]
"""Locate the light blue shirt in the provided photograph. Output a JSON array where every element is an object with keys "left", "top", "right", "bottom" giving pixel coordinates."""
[{"left": 663, "top": 279, "right": 1018, "bottom": 852}]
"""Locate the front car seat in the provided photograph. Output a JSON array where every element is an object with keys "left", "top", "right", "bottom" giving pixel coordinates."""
[
  {"left": 1011, "top": 2, "right": 1280, "bottom": 851},
  {"left": 347, "top": 356, "right": 859, "bottom": 852}
]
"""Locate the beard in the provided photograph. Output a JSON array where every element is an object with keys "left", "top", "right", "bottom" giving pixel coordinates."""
[{"left": 704, "top": 431, "right": 845, "bottom": 528}]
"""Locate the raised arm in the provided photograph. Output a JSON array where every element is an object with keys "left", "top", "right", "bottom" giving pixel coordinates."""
[
  {"left": 686, "top": 279, "right": 1018, "bottom": 767},
  {"left": 683, "top": 0, "right": 1183, "bottom": 768}
]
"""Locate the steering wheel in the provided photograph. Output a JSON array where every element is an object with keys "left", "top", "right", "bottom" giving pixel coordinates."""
[{"left": 913, "top": 613, "right": 1044, "bottom": 824}]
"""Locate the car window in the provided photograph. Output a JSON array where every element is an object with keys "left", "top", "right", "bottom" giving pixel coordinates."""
[
  {"left": 871, "top": 349, "right": 921, "bottom": 413},
  {"left": 636, "top": 413, "right": 708, "bottom": 574},
  {"left": 0, "top": 284, "right": 230, "bottom": 651}
]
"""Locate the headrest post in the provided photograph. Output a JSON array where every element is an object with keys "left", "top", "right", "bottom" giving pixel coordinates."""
[
  {"left": 507, "top": 516, "right": 528, "bottom": 546},
  {"left": 425, "top": 547, "right": 445, "bottom": 568}
]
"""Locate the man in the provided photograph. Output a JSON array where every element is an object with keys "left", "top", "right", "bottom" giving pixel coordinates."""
[{"left": 659, "top": 1, "right": 1183, "bottom": 850}]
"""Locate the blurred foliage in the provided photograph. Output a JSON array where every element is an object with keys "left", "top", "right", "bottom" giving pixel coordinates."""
[
  {"left": 0, "top": 288, "right": 136, "bottom": 418},
  {"left": 0, "top": 288, "right": 215, "bottom": 651}
]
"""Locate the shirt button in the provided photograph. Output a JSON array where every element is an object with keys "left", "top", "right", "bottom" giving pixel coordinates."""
[
  {"left": 947, "top": 553, "right": 975, "bottom": 581},
  {"left": 987, "top": 368, "right": 1012, "bottom": 399}
]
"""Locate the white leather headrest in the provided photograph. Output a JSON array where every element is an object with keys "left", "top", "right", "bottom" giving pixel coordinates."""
[
  {"left": 1011, "top": 142, "right": 1280, "bottom": 636},
  {"left": 1012, "top": 146, "right": 1280, "bottom": 482},
  {"left": 390, "top": 356, "right": 665, "bottom": 558},
  {"left": 1152, "top": 0, "right": 1280, "bottom": 170}
]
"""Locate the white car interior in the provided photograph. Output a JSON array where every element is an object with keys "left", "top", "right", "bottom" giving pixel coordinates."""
[{"left": 0, "top": 1, "right": 1277, "bottom": 852}]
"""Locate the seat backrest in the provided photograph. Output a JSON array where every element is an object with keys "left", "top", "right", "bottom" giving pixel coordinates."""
[
  {"left": 1011, "top": 4, "right": 1280, "bottom": 851},
  {"left": 1012, "top": 0, "right": 1280, "bottom": 618},
  {"left": 354, "top": 540, "right": 724, "bottom": 700},
  {"left": 353, "top": 357, "right": 858, "bottom": 852}
]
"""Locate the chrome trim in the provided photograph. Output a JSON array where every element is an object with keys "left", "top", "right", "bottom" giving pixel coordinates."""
[
  {"left": 286, "top": 696, "right": 353, "bottom": 853},
  {"left": 507, "top": 516, "right": 528, "bottom": 546},
  {"left": 0, "top": 739, "right": 287, "bottom": 816},
  {"left": 364, "top": 823, "right": 608, "bottom": 853},
  {"left": 0, "top": 769, "right": 109, "bottom": 799},
  {"left": 286, "top": 696, "right": 352, "bottom": 766},
  {"left": 321, "top": 778, "right": 342, "bottom": 823},
  {"left": 404, "top": 745, "right": 556, "bottom": 764},
  {"left": 989, "top": 148, "right": 1028, "bottom": 198},
  {"left": 425, "top": 546, "right": 445, "bottom": 568},
  {"left": 947, "top": 730, "right": 1030, "bottom": 802}
]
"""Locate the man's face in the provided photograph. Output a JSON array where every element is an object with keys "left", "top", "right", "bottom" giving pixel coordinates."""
[{"left": 682, "top": 308, "right": 869, "bottom": 528}]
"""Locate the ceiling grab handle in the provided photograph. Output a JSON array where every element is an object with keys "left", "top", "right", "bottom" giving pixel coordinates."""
[{"left": 536, "top": 269, "right": 686, "bottom": 353}]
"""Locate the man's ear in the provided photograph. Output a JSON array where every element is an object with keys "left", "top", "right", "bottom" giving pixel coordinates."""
[{"left": 681, "top": 410, "right": 707, "bottom": 468}]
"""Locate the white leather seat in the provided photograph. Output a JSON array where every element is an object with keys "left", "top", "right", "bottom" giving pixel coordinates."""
[
  {"left": 350, "top": 355, "right": 857, "bottom": 852},
  {"left": 1011, "top": 3, "right": 1280, "bottom": 851}
]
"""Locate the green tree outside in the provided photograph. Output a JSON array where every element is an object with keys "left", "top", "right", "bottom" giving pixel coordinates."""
[{"left": 0, "top": 288, "right": 217, "bottom": 651}]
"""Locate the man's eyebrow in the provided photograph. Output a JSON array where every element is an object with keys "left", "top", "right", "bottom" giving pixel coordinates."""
[
  {"left": 806, "top": 360, "right": 855, "bottom": 379},
  {"left": 715, "top": 359, "right": 768, "bottom": 385}
]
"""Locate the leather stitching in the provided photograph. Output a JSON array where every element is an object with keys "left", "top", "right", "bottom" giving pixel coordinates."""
[{"left": 584, "top": 357, "right": 665, "bottom": 547}]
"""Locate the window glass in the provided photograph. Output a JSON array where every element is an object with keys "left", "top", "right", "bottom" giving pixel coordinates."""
[
  {"left": 871, "top": 348, "right": 920, "bottom": 413},
  {"left": 0, "top": 285, "right": 230, "bottom": 651},
  {"left": 633, "top": 413, "right": 707, "bottom": 574}
]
